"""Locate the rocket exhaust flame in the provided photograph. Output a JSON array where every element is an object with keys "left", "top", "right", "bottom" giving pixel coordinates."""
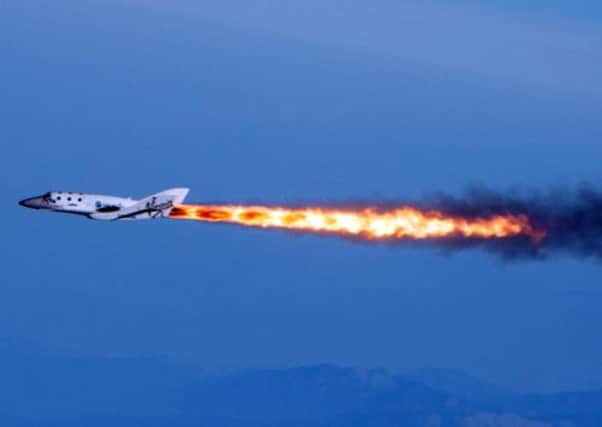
[
  {"left": 169, "top": 204, "right": 544, "bottom": 242},
  {"left": 168, "top": 187, "right": 602, "bottom": 260}
]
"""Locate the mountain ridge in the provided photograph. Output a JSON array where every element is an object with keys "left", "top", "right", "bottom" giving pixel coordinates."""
[{"left": 2, "top": 341, "right": 601, "bottom": 426}]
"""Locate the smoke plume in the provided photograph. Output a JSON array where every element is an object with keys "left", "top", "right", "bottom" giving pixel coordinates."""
[{"left": 425, "top": 186, "right": 602, "bottom": 260}]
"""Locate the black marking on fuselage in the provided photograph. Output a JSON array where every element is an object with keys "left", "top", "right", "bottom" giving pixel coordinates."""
[{"left": 112, "top": 202, "right": 173, "bottom": 220}]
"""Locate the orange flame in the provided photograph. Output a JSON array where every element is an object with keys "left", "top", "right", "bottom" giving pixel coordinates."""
[{"left": 170, "top": 204, "right": 546, "bottom": 242}]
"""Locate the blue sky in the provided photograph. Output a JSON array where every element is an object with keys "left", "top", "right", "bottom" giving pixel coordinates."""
[{"left": 2, "top": 0, "right": 602, "bottom": 392}]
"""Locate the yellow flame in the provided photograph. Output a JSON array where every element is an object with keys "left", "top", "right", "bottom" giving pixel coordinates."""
[{"left": 170, "top": 204, "right": 545, "bottom": 242}]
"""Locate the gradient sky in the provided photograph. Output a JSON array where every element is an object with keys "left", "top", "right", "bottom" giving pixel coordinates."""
[{"left": 2, "top": 0, "right": 602, "bottom": 393}]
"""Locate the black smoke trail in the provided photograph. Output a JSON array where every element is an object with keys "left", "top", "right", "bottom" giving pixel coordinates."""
[{"left": 427, "top": 186, "right": 602, "bottom": 260}]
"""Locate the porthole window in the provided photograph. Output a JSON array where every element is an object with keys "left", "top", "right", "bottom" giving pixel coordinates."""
[
  {"left": 67, "top": 197, "right": 72, "bottom": 201},
  {"left": 57, "top": 196, "right": 61, "bottom": 200},
  {"left": 78, "top": 198, "right": 82, "bottom": 202}
]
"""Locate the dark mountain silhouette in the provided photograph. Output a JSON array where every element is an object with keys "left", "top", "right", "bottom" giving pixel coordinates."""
[
  {"left": 400, "top": 367, "right": 512, "bottom": 403},
  {"left": 2, "top": 338, "right": 602, "bottom": 426}
]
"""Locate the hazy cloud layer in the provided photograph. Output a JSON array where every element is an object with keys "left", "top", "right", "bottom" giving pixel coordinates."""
[{"left": 139, "top": 0, "right": 602, "bottom": 97}]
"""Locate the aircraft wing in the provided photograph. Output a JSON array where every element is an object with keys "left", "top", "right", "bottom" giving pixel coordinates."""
[{"left": 89, "top": 188, "right": 189, "bottom": 220}]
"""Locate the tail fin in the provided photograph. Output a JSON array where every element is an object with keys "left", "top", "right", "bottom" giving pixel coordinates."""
[
  {"left": 124, "top": 188, "right": 190, "bottom": 219},
  {"left": 142, "top": 188, "right": 190, "bottom": 206}
]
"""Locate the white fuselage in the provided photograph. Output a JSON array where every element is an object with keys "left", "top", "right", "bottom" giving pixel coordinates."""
[
  {"left": 19, "top": 188, "right": 190, "bottom": 221},
  {"left": 45, "top": 192, "right": 135, "bottom": 216}
]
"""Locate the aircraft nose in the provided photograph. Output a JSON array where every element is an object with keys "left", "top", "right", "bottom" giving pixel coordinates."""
[{"left": 19, "top": 196, "right": 43, "bottom": 209}]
